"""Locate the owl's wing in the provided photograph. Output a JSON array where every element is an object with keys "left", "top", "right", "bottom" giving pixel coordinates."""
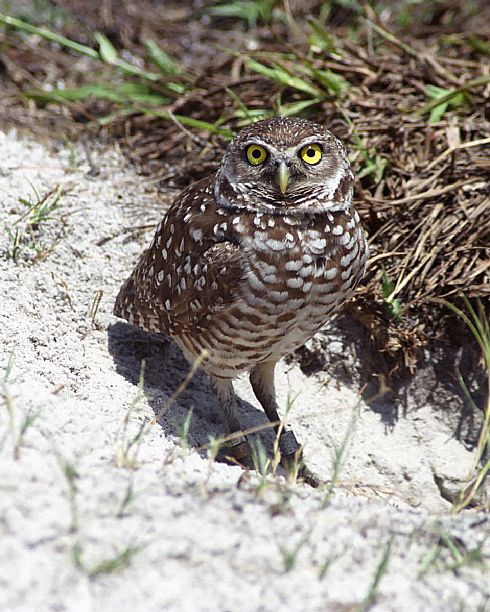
[{"left": 114, "top": 177, "right": 246, "bottom": 336}]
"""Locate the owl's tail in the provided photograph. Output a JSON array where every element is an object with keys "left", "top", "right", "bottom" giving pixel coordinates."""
[{"left": 113, "top": 276, "right": 136, "bottom": 322}]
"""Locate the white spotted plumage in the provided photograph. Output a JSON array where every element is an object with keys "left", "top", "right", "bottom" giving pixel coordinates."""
[{"left": 114, "top": 117, "right": 369, "bottom": 466}]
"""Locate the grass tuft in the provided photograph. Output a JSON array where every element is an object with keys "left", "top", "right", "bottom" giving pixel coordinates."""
[
  {"left": 439, "top": 297, "right": 490, "bottom": 513},
  {"left": 4, "top": 183, "right": 64, "bottom": 263},
  {"left": 73, "top": 541, "right": 143, "bottom": 579},
  {"left": 359, "top": 536, "right": 394, "bottom": 611},
  {"left": 322, "top": 404, "right": 358, "bottom": 506},
  {"left": 114, "top": 360, "right": 149, "bottom": 468},
  {"left": 204, "top": 0, "right": 276, "bottom": 28},
  {"left": 278, "top": 531, "right": 310, "bottom": 573},
  {"left": 418, "top": 529, "right": 487, "bottom": 577}
]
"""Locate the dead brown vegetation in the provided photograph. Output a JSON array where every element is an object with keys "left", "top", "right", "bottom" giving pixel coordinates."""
[{"left": 1, "top": 0, "right": 488, "bottom": 370}]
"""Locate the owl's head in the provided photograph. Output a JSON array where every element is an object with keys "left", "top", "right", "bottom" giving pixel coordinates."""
[{"left": 217, "top": 117, "right": 352, "bottom": 210}]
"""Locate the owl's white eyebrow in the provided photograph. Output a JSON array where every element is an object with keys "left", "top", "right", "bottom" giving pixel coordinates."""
[
  {"left": 296, "top": 136, "right": 325, "bottom": 148},
  {"left": 244, "top": 139, "right": 270, "bottom": 148}
]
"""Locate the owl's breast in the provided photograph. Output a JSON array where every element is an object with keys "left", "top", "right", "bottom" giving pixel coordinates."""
[
  {"left": 177, "top": 209, "right": 367, "bottom": 376},
  {"left": 226, "top": 211, "right": 367, "bottom": 356}
]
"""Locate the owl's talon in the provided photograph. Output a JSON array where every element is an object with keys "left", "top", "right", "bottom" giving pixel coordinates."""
[
  {"left": 278, "top": 432, "right": 321, "bottom": 488},
  {"left": 298, "top": 465, "right": 322, "bottom": 488},
  {"left": 229, "top": 438, "right": 254, "bottom": 468},
  {"left": 278, "top": 429, "right": 301, "bottom": 456}
]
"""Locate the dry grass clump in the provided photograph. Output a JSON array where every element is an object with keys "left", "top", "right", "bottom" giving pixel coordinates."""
[{"left": 0, "top": 0, "right": 489, "bottom": 368}]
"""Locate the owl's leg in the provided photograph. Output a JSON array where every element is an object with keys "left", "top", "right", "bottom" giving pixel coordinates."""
[
  {"left": 249, "top": 361, "right": 301, "bottom": 461},
  {"left": 211, "top": 377, "right": 253, "bottom": 467},
  {"left": 250, "top": 362, "right": 321, "bottom": 487}
]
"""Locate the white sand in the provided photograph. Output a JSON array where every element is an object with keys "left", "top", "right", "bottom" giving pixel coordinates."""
[{"left": 0, "top": 130, "right": 488, "bottom": 611}]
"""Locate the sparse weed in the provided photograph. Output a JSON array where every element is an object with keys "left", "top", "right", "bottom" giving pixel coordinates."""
[
  {"left": 18, "top": 182, "right": 63, "bottom": 227},
  {"left": 440, "top": 297, "right": 490, "bottom": 513},
  {"left": 178, "top": 408, "right": 193, "bottom": 450},
  {"left": 116, "top": 480, "right": 136, "bottom": 518},
  {"left": 72, "top": 541, "right": 143, "bottom": 579},
  {"left": 206, "top": 435, "right": 223, "bottom": 464},
  {"left": 359, "top": 536, "right": 394, "bottom": 611},
  {"left": 205, "top": 0, "right": 276, "bottom": 28},
  {"left": 425, "top": 83, "right": 467, "bottom": 123},
  {"left": 414, "top": 75, "right": 490, "bottom": 119},
  {"left": 278, "top": 531, "right": 310, "bottom": 573},
  {"left": 418, "top": 530, "right": 487, "bottom": 577},
  {"left": 4, "top": 183, "right": 64, "bottom": 263},
  {"left": 307, "top": 17, "right": 342, "bottom": 55},
  {"left": 4, "top": 227, "right": 23, "bottom": 262},
  {"left": 381, "top": 268, "right": 403, "bottom": 321},
  {"left": 200, "top": 434, "right": 226, "bottom": 495},
  {"left": 64, "top": 139, "right": 81, "bottom": 170},
  {"left": 12, "top": 406, "right": 40, "bottom": 460},
  {"left": 115, "top": 361, "right": 148, "bottom": 468},
  {"left": 2, "top": 345, "right": 16, "bottom": 385},
  {"left": 349, "top": 125, "right": 388, "bottom": 184},
  {"left": 318, "top": 549, "right": 344, "bottom": 580},
  {"left": 251, "top": 437, "right": 271, "bottom": 492},
  {"left": 322, "top": 404, "right": 359, "bottom": 506},
  {"left": 271, "top": 389, "right": 297, "bottom": 479},
  {"left": 88, "top": 290, "right": 104, "bottom": 323},
  {"left": 151, "top": 350, "right": 208, "bottom": 425},
  {"left": 58, "top": 456, "right": 80, "bottom": 533},
  {"left": 0, "top": 347, "right": 16, "bottom": 452},
  {"left": 0, "top": 347, "right": 40, "bottom": 458}
]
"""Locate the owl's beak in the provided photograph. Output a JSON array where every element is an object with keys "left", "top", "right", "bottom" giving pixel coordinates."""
[{"left": 277, "top": 160, "right": 291, "bottom": 195}]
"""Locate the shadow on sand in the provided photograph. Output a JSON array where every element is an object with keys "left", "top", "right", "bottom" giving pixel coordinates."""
[{"left": 107, "top": 320, "right": 276, "bottom": 462}]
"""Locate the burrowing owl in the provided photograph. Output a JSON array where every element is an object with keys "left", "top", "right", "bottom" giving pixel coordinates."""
[{"left": 114, "top": 117, "right": 368, "bottom": 468}]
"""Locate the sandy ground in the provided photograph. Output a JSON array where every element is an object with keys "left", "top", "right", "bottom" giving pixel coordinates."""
[{"left": 0, "top": 129, "right": 489, "bottom": 611}]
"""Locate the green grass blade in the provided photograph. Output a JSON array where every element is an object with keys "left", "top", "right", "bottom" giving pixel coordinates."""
[
  {"left": 137, "top": 108, "right": 234, "bottom": 139},
  {"left": 308, "top": 18, "right": 341, "bottom": 55},
  {"left": 425, "top": 84, "right": 465, "bottom": 123},
  {"left": 25, "top": 83, "right": 169, "bottom": 105},
  {"left": 205, "top": 1, "right": 274, "bottom": 28},
  {"left": 278, "top": 98, "right": 322, "bottom": 116},
  {"left": 245, "top": 59, "right": 324, "bottom": 98},
  {"left": 415, "top": 75, "right": 490, "bottom": 116},
  {"left": 0, "top": 13, "right": 163, "bottom": 83},
  {"left": 145, "top": 40, "right": 182, "bottom": 76},
  {"left": 466, "top": 35, "right": 490, "bottom": 56},
  {"left": 94, "top": 32, "right": 118, "bottom": 63},
  {"left": 311, "top": 67, "right": 349, "bottom": 96},
  {"left": 360, "top": 536, "right": 394, "bottom": 611},
  {"left": 0, "top": 13, "right": 99, "bottom": 58}
]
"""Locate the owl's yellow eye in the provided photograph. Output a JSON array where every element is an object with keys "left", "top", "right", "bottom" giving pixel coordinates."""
[
  {"left": 246, "top": 144, "right": 268, "bottom": 166},
  {"left": 300, "top": 143, "right": 322, "bottom": 165}
]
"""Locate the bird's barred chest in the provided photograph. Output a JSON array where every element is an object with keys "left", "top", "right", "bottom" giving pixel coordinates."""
[{"left": 189, "top": 207, "right": 367, "bottom": 372}]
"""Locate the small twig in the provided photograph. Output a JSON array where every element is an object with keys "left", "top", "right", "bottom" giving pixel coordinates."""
[
  {"left": 88, "top": 290, "right": 103, "bottom": 321},
  {"left": 367, "top": 177, "right": 481, "bottom": 206},
  {"left": 195, "top": 419, "right": 280, "bottom": 452},
  {"left": 51, "top": 272, "right": 75, "bottom": 311},
  {"left": 424, "top": 137, "right": 490, "bottom": 172},
  {"left": 167, "top": 110, "right": 207, "bottom": 147}
]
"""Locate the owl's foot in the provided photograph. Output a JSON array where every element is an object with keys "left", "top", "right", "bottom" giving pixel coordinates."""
[
  {"left": 229, "top": 436, "right": 254, "bottom": 469},
  {"left": 297, "top": 465, "right": 321, "bottom": 488},
  {"left": 279, "top": 430, "right": 321, "bottom": 488},
  {"left": 278, "top": 429, "right": 302, "bottom": 474},
  {"left": 279, "top": 429, "right": 301, "bottom": 456}
]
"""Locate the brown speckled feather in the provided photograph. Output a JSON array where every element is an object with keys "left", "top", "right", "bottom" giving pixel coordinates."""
[
  {"left": 114, "top": 176, "right": 247, "bottom": 335},
  {"left": 115, "top": 117, "right": 369, "bottom": 381}
]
